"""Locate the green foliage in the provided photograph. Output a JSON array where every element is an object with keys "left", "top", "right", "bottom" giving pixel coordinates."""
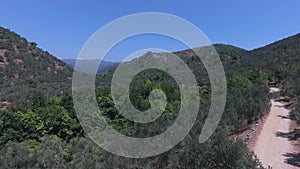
[
  {"left": 285, "top": 71, "right": 300, "bottom": 123},
  {"left": 228, "top": 74, "right": 253, "bottom": 89},
  {"left": 279, "top": 88, "right": 289, "bottom": 97},
  {"left": 96, "top": 129, "right": 264, "bottom": 169},
  {"left": 25, "top": 78, "right": 37, "bottom": 88},
  {"left": 214, "top": 44, "right": 247, "bottom": 61},
  {"left": 47, "top": 96, "right": 62, "bottom": 105},
  {"left": 0, "top": 111, "right": 23, "bottom": 148},
  {"left": 1, "top": 94, "right": 83, "bottom": 148},
  {"left": 50, "top": 135, "right": 59, "bottom": 141},
  {"left": 246, "top": 69, "right": 269, "bottom": 85},
  {"left": 16, "top": 110, "right": 46, "bottom": 137},
  {"left": 26, "top": 139, "right": 40, "bottom": 149},
  {"left": 0, "top": 137, "right": 105, "bottom": 168},
  {"left": 4, "top": 26, "right": 299, "bottom": 168},
  {"left": 0, "top": 27, "right": 73, "bottom": 108},
  {"left": 36, "top": 105, "right": 80, "bottom": 139},
  {"left": 61, "top": 144, "right": 72, "bottom": 162},
  {"left": 165, "top": 103, "right": 174, "bottom": 115},
  {"left": 221, "top": 85, "right": 270, "bottom": 131},
  {"left": 273, "top": 65, "right": 296, "bottom": 83},
  {"left": 291, "top": 100, "right": 300, "bottom": 123}
]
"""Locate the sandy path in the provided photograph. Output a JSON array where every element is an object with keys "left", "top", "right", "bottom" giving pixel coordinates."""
[{"left": 253, "top": 87, "right": 298, "bottom": 169}]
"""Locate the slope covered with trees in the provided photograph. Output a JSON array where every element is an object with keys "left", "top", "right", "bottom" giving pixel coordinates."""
[
  {"left": 2, "top": 27, "right": 300, "bottom": 168},
  {"left": 241, "top": 33, "right": 300, "bottom": 123},
  {"left": 0, "top": 27, "right": 73, "bottom": 109}
]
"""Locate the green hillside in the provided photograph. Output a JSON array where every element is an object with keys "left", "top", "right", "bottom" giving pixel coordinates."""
[
  {"left": 1, "top": 27, "right": 300, "bottom": 168},
  {"left": 0, "top": 27, "right": 72, "bottom": 109}
]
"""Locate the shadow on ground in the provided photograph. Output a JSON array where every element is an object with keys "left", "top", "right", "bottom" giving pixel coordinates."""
[
  {"left": 283, "top": 153, "right": 300, "bottom": 167},
  {"left": 275, "top": 131, "right": 300, "bottom": 141},
  {"left": 277, "top": 115, "right": 291, "bottom": 120}
]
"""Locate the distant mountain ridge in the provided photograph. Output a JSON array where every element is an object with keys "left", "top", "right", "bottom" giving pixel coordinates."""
[
  {"left": 62, "top": 59, "right": 119, "bottom": 74},
  {"left": 102, "top": 33, "right": 300, "bottom": 80}
]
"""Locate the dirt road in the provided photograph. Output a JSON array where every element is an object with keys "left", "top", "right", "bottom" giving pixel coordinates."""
[{"left": 253, "top": 87, "right": 299, "bottom": 169}]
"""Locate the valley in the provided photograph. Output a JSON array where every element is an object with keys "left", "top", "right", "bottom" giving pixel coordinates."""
[
  {"left": 253, "top": 87, "right": 299, "bottom": 169},
  {"left": 0, "top": 26, "right": 300, "bottom": 168}
]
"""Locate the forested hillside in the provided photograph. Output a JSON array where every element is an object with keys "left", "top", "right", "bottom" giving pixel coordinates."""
[
  {"left": 241, "top": 34, "right": 300, "bottom": 123},
  {"left": 0, "top": 27, "right": 72, "bottom": 110},
  {"left": 1, "top": 27, "right": 300, "bottom": 168}
]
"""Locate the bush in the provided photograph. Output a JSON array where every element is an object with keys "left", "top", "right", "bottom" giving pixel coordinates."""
[
  {"left": 0, "top": 111, "right": 23, "bottom": 148},
  {"left": 26, "top": 139, "right": 40, "bottom": 149},
  {"left": 61, "top": 144, "right": 72, "bottom": 162},
  {"left": 280, "top": 89, "right": 289, "bottom": 97},
  {"left": 228, "top": 74, "right": 253, "bottom": 89},
  {"left": 246, "top": 69, "right": 269, "bottom": 85}
]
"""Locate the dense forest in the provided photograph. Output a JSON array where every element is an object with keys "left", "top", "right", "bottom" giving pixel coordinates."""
[{"left": 0, "top": 26, "right": 299, "bottom": 168}]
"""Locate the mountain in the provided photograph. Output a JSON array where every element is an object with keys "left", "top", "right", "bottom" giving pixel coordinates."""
[
  {"left": 2, "top": 24, "right": 299, "bottom": 110},
  {"left": 102, "top": 34, "right": 300, "bottom": 84},
  {"left": 62, "top": 59, "right": 119, "bottom": 74},
  {"left": 240, "top": 33, "right": 300, "bottom": 71},
  {"left": 98, "top": 44, "right": 250, "bottom": 87},
  {"left": 1, "top": 26, "right": 299, "bottom": 168},
  {"left": 0, "top": 27, "right": 73, "bottom": 109}
]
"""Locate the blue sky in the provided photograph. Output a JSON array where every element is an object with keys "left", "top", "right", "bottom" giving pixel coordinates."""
[{"left": 1, "top": 0, "right": 300, "bottom": 62}]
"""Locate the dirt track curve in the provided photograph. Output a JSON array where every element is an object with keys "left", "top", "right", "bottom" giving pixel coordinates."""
[{"left": 253, "top": 87, "right": 299, "bottom": 169}]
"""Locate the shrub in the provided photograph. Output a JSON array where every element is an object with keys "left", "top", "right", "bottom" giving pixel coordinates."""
[
  {"left": 228, "top": 74, "right": 253, "bottom": 89},
  {"left": 61, "top": 144, "right": 72, "bottom": 162},
  {"left": 26, "top": 139, "right": 40, "bottom": 149}
]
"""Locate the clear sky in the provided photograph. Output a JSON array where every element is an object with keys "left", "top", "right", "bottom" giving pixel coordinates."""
[{"left": 1, "top": 0, "right": 300, "bottom": 62}]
